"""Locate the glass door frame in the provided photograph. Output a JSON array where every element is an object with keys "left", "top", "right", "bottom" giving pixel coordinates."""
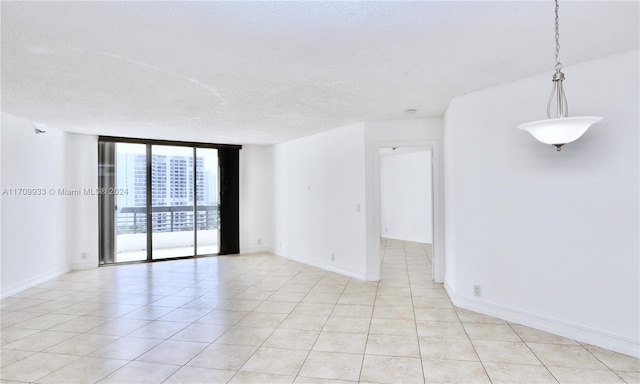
[
  {"left": 150, "top": 145, "right": 197, "bottom": 260},
  {"left": 98, "top": 136, "right": 241, "bottom": 265}
]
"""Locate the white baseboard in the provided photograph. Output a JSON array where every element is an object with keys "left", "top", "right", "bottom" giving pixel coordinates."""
[
  {"left": 1, "top": 267, "right": 70, "bottom": 299},
  {"left": 382, "top": 233, "right": 432, "bottom": 244},
  {"left": 273, "top": 248, "right": 367, "bottom": 281},
  {"left": 71, "top": 261, "right": 98, "bottom": 271},
  {"left": 365, "top": 269, "right": 381, "bottom": 282},
  {"left": 239, "top": 246, "right": 271, "bottom": 255},
  {"left": 444, "top": 282, "right": 640, "bottom": 358}
]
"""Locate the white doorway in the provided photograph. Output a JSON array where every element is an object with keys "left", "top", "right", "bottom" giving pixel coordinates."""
[
  {"left": 372, "top": 141, "right": 444, "bottom": 283},
  {"left": 379, "top": 147, "right": 433, "bottom": 244}
]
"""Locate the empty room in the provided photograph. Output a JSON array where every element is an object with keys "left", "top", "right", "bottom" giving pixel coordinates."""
[{"left": 1, "top": 1, "right": 638, "bottom": 383}]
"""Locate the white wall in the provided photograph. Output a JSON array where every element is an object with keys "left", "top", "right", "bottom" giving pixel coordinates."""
[
  {"left": 1, "top": 113, "right": 69, "bottom": 296},
  {"left": 240, "top": 145, "right": 272, "bottom": 254},
  {"left": 364, "top": 119, "right": 444, "bottom": 281},
  {"left": 444, "top": 50, "right": 639, "bottom": 357},
  {"left": 1, "top": 113, "right": 98, "bottom": 297},
  {"left": 261, "top": 118, "right": 443, "bottom": 281},
  {"left": 65, "top": 132, "right": 99, "bottom": 271},
  {"left": 380, "top": 150, "right": 432, "bottom": 243},
  {"left": 0, "top": 117, "right": 274, "bottom": 295},
  {"left": 270, "top": 123, "right": 368, "bottom": 278}
]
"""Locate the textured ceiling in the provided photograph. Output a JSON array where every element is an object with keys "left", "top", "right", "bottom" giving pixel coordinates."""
[{"left": 1, "top": 1, "right": 638, "bottom": 144}]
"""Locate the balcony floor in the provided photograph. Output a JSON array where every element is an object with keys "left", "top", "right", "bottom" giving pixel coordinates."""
[
  {"left": 115, "top": 229, "right": 219, "bottom": 263},
  {"left": 116, "top": 244, "right": 220, "bottom": 263}
]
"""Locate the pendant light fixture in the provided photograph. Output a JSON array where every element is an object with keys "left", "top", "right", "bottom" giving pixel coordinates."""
[{"left": 518, "top": 0, "right": 602, "bottom": 151}]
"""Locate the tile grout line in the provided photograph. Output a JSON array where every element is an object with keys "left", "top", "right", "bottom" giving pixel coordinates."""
[
  {"left": 218, "top": 262, "right": 311, "bottom": 383},
  {"left": 290, "top": 274, "right": 352, "bottom": 382},
  {"left": 228, "top": 262, "right": 332, "bottom": 383},
  {"left": 404, "top": 240, "right": 428, "bottom": 384},
  {"left": 453, "top": 300, "right": 494, "bottom": 383},
  {"left": 91, "top": 263, "right": 238, "bottom": 383},
  {"left": 579, "top": 341, "right": 633, "bottom": 382},
  {"left": 89, "top": 261, "right": 279, "bottom": 383},
  {"left": 506, "top": 321, "right": 560, "bottom": 384},
  {"left": 357, "top": 241, "right": 384, "bottom": 383}
]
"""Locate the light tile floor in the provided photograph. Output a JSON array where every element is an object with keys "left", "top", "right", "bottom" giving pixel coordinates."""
[{"left": 1, "top": 239, "right": 638, "bottom": 383}]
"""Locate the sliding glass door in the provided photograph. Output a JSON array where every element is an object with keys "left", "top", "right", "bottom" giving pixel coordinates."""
[
  {"left": 99, "top": 138, "right": 236, "bottom": 264},
  {"left": 196, "top": 148, "right": 220, "bottom": 256},
  {"left": 151, "top": 145, "right": 195, "bottom": 259},
  {"left": 114, "top": 142, "right": 148, "bottom": 262}
]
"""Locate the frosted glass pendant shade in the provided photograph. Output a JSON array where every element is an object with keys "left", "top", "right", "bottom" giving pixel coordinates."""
[{"left": 518, "top": 116, "right": 603, "bottom": 151}]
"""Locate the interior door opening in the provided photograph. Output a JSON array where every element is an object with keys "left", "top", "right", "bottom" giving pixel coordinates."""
[{"left": 378, "top": 146, "right": 435, "bottom": 277}]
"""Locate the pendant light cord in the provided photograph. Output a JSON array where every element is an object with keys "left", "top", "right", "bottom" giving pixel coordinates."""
[
  {"left": 554, "top": 0, "right": 562, "bottom": 72},
  {"left": 548, "top": 0, "right": 568, "bottom": 119}
]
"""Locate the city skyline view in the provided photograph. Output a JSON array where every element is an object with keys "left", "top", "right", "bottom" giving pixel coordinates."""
[{"left": 115, "top": 143, "right": 219, "bottom": 260}]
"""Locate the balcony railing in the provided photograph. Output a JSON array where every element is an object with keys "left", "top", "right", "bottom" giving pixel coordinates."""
[{"left": 117, "top": 205, "right": 219, "bottom": 234}]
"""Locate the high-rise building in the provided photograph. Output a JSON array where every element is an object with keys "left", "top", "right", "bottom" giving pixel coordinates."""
[{"left": 115, "top": 150, "right": 217, "bottom": 233}]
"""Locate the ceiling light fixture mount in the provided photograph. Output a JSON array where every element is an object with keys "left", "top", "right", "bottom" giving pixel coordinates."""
[
  {"left": 518, "top": 0, "right": 602, "bottom": 151},
  {"left": 33, "top": 123, "right": 47, "bottom": 134}
]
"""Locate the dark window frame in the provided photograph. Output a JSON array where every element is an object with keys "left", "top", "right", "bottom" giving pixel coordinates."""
[{"left": 98, "top": 136, "right": 241, "bottom": 265}]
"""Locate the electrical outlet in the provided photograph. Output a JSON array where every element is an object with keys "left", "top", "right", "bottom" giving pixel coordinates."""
[
  {"left": 473, "top": 285, "right": 481, "bottom": 297},
  {"left": 385, "top": 227, "right": 388, "bottom": 232},
  {"left": 258, "top": 239, "right": 262, "bottom": 245},
  {"left": 81, "top": 252, "right": 88, "bottom": 260},
  {"left": 331, "top": 253, "right": 336, "bottom": 261}
]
